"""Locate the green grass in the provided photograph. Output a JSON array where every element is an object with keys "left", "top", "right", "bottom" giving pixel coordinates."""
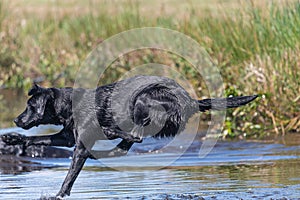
[{"left": 0, "top": 0, "right": 299, "bottom": 136}]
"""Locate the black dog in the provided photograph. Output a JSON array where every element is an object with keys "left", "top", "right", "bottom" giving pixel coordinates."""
[{"left": 2, "top": 75, "right": 257, "bottom": 199}]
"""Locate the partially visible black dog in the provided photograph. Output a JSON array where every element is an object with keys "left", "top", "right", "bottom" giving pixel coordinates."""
[{"left": 2, "top": 75, "right": 257, "bottom": 199}]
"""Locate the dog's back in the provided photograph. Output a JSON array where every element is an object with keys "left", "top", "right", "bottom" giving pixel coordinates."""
[{"left": 92, "top": 76, "right": 198, "bottom": 139}]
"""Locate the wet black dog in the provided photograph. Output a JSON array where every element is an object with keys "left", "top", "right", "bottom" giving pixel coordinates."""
[{"left": 2, "top": 75, "right": 257, "bottom": 199}]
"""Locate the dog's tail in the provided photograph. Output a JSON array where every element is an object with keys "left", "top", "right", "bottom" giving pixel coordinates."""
[{"left": 198, "top": 95, "right": 258, "bottom": 112}]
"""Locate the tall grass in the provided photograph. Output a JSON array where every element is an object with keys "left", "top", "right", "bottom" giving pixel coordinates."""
[{"left": 0, "top": 0, "right": 299, "bottom": 136}]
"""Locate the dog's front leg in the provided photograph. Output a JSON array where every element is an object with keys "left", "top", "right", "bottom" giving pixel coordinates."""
[{"left": 56, "top": 141, "right": 89, "bottom": 199}]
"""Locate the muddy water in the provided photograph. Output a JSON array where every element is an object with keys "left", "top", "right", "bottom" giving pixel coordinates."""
[{"left": 0, "top": 89, "right": 300, "bottom": 200}]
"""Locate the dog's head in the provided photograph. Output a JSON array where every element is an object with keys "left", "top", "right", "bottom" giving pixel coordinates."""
[{"left": 14, "top": 84, "right": 55, "bottom": 129}]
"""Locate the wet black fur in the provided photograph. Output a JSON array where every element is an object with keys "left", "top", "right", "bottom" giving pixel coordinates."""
[{"left": 2, "top": 75, "right": 257, "bottom": 199}]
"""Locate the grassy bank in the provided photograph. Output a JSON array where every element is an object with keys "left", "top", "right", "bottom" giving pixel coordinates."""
[{"left": 0, "top": 0, "right": 299, "bottom": 137}]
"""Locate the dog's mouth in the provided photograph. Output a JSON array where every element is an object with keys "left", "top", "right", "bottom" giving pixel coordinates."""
[{"left": 15, "top": 120, "right": 40, "bottom": 130}]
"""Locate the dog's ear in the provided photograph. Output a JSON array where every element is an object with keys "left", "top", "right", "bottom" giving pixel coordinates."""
[
  {"left": 28, "top": 83, "right": 45, "bottom": 96},
  {"left": 36, "top": 89, "right": 55, "bottom": 117}
]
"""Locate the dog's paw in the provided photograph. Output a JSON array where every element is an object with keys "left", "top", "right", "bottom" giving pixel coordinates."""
[
  {"left": 124, "top": 135, "right": 143, "bottom": 143},
  {"left": 132, "top": 136, "right": 143, "bottom": 143},
  {"left": 129, "top": 126, "right": 144, "bottom": 143},
  {"left": 39, "top": 197, "right": 61, "bottom": 200},
  {"left": 1, "top": 132, "right": 27, "bottom": 145},
  {"left": 39, "top": 195, "right": 64, "bottom": 200}
]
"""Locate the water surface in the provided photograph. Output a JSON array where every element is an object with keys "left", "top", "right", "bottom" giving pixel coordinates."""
[{"left": 0, "top": 126, "right": 300, "bottom": 200}]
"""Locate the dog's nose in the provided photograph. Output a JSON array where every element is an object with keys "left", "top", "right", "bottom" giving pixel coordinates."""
[{"left": 13, "top": 118, "right": 19, "bottom": 124}]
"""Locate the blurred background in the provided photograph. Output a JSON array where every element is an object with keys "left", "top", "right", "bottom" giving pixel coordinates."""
[
  {"left": 0, "top": 1, "right": 300, "bottom": 200},
  {"left": 0, "top": 0, "right": 299, "bottom": 138}
]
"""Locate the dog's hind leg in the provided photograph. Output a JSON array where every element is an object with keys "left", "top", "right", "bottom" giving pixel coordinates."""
[
  {"left": 2, "top": 128, "right": 75, "bottom": 148},
  {"left": 89, "top": 139, "right": 134, "bottom": 159},
  {"left": 103, "top": 127, "right": 143, "bottom": 143},
  {"left": 56, "top": 141, "right": 89, "bottom": 199}
]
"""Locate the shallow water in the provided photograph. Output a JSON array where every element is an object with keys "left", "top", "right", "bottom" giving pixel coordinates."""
[{"left": 0, "top": 126, "right": 300, "bottom": 200}]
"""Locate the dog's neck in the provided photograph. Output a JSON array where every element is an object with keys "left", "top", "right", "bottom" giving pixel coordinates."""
[{"left": 51, "top": 87, "right": 74, "bottom": 126}]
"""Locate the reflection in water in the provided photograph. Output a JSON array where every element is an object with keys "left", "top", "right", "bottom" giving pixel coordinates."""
[
  {"left": 0, "top": 155, "right": 55, "bottom": 175},
  {"left": 2, "top": 158, "right": 298, "bottom": 200},
  {"left": 0, "top": 127, "right": 299, "bottom": 199}
]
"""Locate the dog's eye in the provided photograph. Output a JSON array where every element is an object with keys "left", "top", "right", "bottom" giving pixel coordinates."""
[{"left": 30, "top": 106, "right": 36, "bottom": 112}]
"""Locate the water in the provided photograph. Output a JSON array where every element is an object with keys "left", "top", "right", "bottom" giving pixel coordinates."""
[{"left": 0, "top": 126, "right": 300, "bottom": 200}]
